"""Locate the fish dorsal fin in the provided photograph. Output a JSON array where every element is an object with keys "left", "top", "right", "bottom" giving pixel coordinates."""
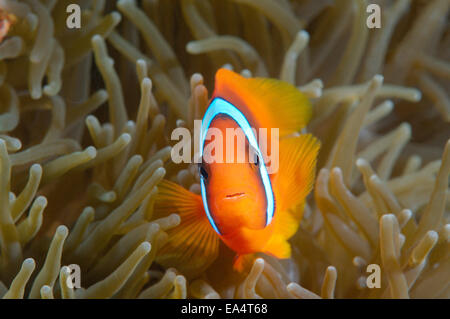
[
  {"left": 154, "top": 180, "right": 220, "bottom": 277},
  {"left": 212, "top": 68, "right": 312, "bottom": 136},
  {"left": 273, "top": 134, "right": 320, "bottom": 214}
]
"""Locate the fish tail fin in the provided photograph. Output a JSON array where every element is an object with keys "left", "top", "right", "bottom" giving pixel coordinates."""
[
  {"left": 154, "top": 180, "right": 220, "bottom": 277},
  {"left": 213, "top": 69, "right": 312, "bottom": 136}
]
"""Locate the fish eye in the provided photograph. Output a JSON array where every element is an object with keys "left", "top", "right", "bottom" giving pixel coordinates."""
[
  {"left": 199, "top": 165, "right": 209, "bottom": 180},
  {"left": 253, "top": 153, "right": 260, "bottom": 167}
]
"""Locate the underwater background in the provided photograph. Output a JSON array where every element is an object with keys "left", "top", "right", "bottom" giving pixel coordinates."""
[{"left": 0, "top": 0, "right": 448, "bottom": 298}]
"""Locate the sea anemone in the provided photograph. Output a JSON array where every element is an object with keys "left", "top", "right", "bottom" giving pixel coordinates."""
[{"left": 0, "top": 0, "right": 448, "bottom": 299}]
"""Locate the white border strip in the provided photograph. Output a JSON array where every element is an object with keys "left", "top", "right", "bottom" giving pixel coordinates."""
[{"left": 199, "top": 98, "right": 275, "bottom": 234}]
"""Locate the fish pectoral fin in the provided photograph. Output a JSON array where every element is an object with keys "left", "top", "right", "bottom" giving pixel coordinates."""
[
  {"left": 154, "top": 180, "right": 220, "bottom": 277},
  {"left": 267, "top": 134, "right": 320, "bottom": 245},
  {"left": 214, "top": 69, "right": 312, "bottom": 136},
  {"left": 274, "top": 134, "right": 321, "bottom": 213},
  {"left": 263, "top": 235, "right": 291, "bottom": 259}
]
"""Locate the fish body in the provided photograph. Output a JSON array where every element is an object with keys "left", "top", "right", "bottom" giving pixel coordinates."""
[
  {"left": 199, "top": 97, "right": 275, "bottom": 255},
  {"left": 155, "top": 69, "right": 320, "bottom": 275}
]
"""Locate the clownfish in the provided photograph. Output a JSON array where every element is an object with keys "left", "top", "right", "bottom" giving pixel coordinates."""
[{"left": 154, "top": 69, "right": 320, "bottom": 276}]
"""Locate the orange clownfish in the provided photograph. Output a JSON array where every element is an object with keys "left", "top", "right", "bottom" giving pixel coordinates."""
[{"left": 154, "top": 69, "right": 320, "bottom": 276}]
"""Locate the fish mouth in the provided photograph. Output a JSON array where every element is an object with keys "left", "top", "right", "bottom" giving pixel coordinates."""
[{"left": 225, "top": 192, "right": 245, "bottom": 199}]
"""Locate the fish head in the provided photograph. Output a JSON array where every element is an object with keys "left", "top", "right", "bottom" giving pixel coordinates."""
[{"left": 200, "top": 114, "right": 271, "bottom": 235}]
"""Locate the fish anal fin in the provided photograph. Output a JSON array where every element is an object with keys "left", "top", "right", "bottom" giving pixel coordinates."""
[
  {"left": 213, "top": 69, "right": 312, "bottom": 136},
  {"left": 232, "top": 254, "right": 255, "bottom": 273},
  {"left": 155, "top": 180, "right": 219, "bottom": 277}
]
